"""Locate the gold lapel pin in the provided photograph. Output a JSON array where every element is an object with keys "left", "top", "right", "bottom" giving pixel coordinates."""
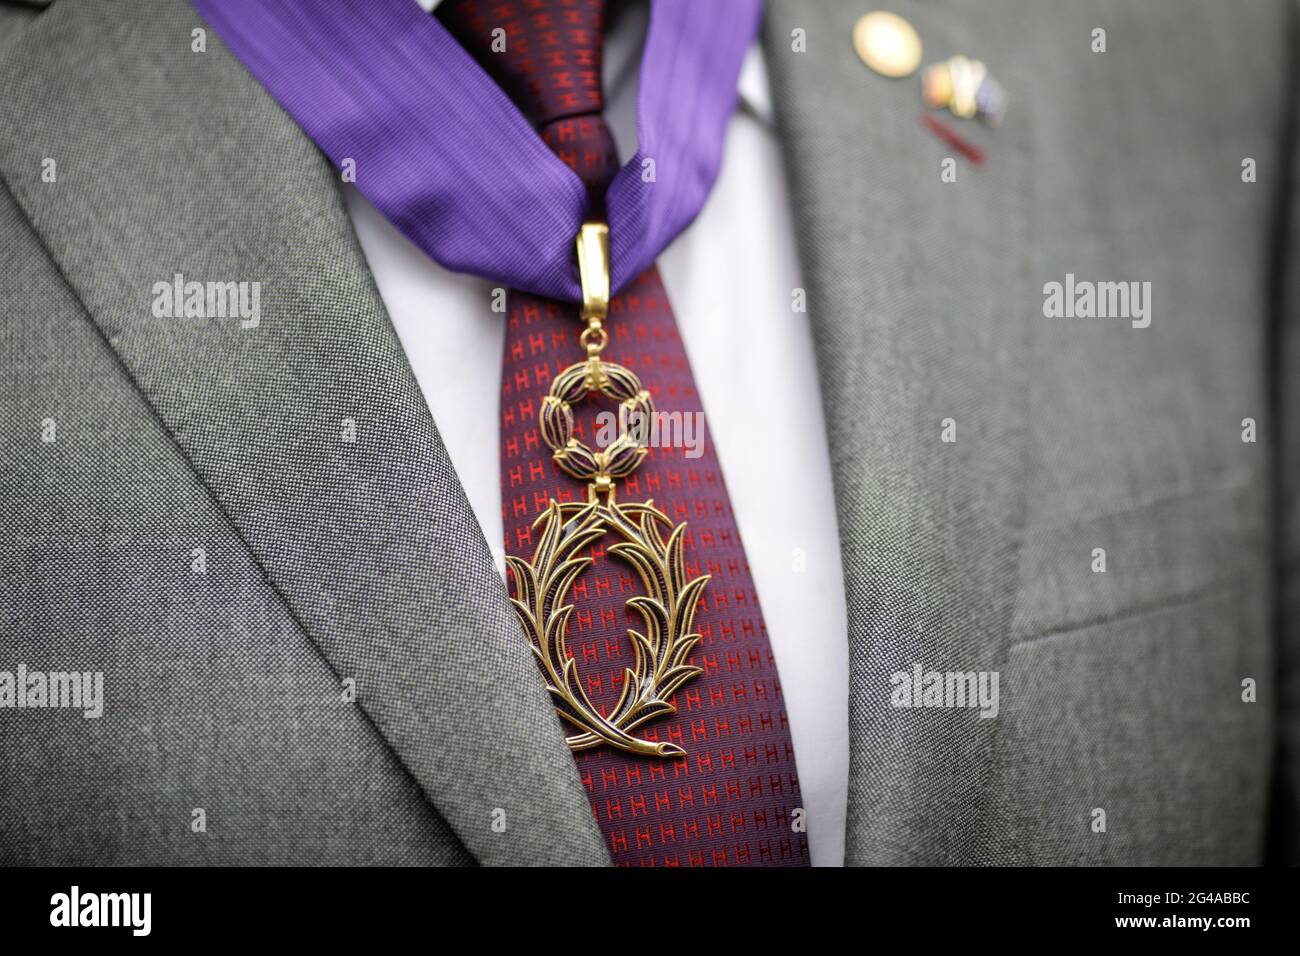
[
  {"left": 922, "top": 54, "right": 1006, "bottom": 126},
  {"left": 852, "top": 11, "right": 1007, "bottom": 127},
  {"left": 852, "top": 10, "right": 923, "bottom": 78}
]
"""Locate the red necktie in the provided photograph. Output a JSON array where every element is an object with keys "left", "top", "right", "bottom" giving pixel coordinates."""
[{"left": 440, "top": 0, "right": 810, "bottom": 867}]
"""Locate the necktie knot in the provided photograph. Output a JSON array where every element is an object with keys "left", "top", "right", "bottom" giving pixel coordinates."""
[{"left": 439, "top": 0, "right": 618, "bottom": 204}]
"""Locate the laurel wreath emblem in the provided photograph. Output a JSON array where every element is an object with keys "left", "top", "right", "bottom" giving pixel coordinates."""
[{"left": 506, "top": 495, "right": 710, "bottom": 758}]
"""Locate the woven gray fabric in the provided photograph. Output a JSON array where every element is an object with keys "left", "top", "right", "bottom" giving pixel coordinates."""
[
  {"left": 0, "top": 185, "right": 471, "bottom": 864},
  {"left": 1, "top": 0, "right": 1293, "bottom": 867},
  {"left": 0, "top": 3, "right": 36, "bottom": 52},
  {"left": 0, "top": 0, "right": 607, "bottom": 866},
  {"left": 764, "top": 0, "right": 1280, "bottom": 864},
  {"left": 1276, "top": 0, "right": 1300, "bottom": 868}
]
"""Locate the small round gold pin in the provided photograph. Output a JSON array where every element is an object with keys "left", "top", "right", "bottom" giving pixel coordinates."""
[{"left": 852, "top": 10, "right": 923, "bottom": 79}]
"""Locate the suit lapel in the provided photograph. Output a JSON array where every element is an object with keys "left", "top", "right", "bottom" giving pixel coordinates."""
[
  {"left": 0, "top": 0, "right": 608, "bottom": 865},
  {"left": 765, "top": 0, "right": 1034, "bottom": 863}
]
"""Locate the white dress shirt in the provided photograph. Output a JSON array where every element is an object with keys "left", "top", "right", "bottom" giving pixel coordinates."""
[{"left": 344, "top": 0, "right": 848, "bottom": 865}]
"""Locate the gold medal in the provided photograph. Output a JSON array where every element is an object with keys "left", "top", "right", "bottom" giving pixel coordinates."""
[{"left": 506, "top": 223, "right": 710, "bottom": 758}]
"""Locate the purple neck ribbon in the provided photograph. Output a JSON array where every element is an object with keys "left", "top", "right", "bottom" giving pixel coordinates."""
[{"left": 190, "top": 0, "right": 762, "bottom": 301}]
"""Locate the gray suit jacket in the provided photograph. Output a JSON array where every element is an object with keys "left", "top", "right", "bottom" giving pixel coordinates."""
[{"left": 0, "top": 0, "right": 1294, "bottom": 865}]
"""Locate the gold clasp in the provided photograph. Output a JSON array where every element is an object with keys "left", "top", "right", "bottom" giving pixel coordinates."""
[
  {"left": 576, "top": 221, "right": 609, "bottom": 321},
  {"left": 576, "top": 221, "right": 610, "bottom": 356}
]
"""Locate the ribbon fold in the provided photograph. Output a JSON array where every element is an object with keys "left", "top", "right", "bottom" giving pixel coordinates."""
[{"left": 192, "top": 0, "right": 761, "bottom": 300}]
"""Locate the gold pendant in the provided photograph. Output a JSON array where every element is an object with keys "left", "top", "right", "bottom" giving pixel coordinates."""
[{"left": 506, "top": 223, "right": 710, "bottom": 758}]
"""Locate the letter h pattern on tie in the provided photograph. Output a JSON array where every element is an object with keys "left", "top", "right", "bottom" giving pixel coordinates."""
[{"left": 439, "top": 0, "right": 809, "bottom": 866}]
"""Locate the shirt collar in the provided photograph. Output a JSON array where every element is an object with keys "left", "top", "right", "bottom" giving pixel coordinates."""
[{"left": 735, "top": 43, "right": 775, "bottom": 126}]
